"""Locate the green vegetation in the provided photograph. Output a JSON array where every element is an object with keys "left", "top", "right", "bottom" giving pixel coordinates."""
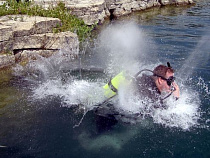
[{"left": 0, "top": 0, "right": 95, "bottom": 41}]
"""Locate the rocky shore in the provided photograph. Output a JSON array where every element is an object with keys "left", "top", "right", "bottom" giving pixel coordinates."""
[
  {"left": 0, "top": 0, "right": 194, "bottom": 69},
  {"left": 33, "top": 0, "right": 194, "bottom": 25}
]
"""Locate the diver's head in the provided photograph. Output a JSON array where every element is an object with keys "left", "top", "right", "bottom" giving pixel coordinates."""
[{"left": 153, "top": 64, "right": 175, "bottom": 92}]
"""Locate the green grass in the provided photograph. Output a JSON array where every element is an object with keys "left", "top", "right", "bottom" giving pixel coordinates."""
[{"left": 0, "top": 0, "right": 95, "bottom": 41}]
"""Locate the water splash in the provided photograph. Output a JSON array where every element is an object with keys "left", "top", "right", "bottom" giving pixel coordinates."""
[
  {"left": 178, "top": 33, "right": 210, "bottom": 80},
  {"left": 95, "top": 22, "right": 203, "bottom": 130},
  {"left": 152, "top": 90, "right": 201, "bottom": 130},
  {"left": 96, "top": 21, "right": 157, "bottom": 75},
  {"left": 13, "top": 21, "right": 208, "bottom": 131},
  {"left": 196, "top": 77, "right": 210, "bottom": 100},
  {"left": 108, "top": 80, "right": 201, "bottom": 130},
  {"left": 13, "top": 48, "right": 78, "bottom": 83},
  {"left": 31, "top": 79, "right": 106, "bottom": 109}
]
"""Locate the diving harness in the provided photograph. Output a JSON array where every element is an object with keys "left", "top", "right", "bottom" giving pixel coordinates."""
[{"left": 102, "top": 63, "right": 176, "bottom": 105}]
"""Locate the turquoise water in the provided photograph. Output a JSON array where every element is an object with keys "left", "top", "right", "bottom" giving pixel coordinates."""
[{"left": 0, "top": 0, "right": 210, "bottom": 157}]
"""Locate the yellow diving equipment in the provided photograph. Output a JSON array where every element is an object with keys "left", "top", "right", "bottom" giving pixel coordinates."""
[{"left": 103, "top": 71, "right": 131, "bottom": 98}]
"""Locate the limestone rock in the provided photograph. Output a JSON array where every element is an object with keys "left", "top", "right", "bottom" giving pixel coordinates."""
[
  {"left": 0, "top": 15, "right": 79, "bottom": 69},
  {"left": 0, "top": 0, "right": 7, "bottom": 6},
  {"left": 12, "top": 30, "right": 79, "bottom": 64},
  {"left": 66, "top": 0, "right": 106, "bottom": 25},
  {"left": 32, "top": 0, "right": 194, "bottom": 25},
  {"left": 0, "top": 15, "right": 61, "bottom": 38},
  {"left": 13, "top": 31, "right": 79, "bottom": 50},
  {"left": 0, "top": 41, "right": 13, "bottom": 53},
  {"left": 15, "top": 50, "right": 58, "bottom": 62},
  {"left": 0, "top": 25, "right": 13, "bottom": 42},
  {"left": 0, "top": 54, "right": 15, "bottom": 69},
  {"left": 160, "top": 0, "right": 193, "bottom": 5}
]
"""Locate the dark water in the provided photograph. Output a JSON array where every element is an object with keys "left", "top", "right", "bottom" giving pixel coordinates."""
[{"left": 0, "top": 0, "right": 210, "bottom": 157}]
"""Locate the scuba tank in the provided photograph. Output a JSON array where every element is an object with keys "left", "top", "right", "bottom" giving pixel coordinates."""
[
  {"left": 103, "top": 71, "right": 132, "bottom": 98},
  {"left": 103, "top": 62, "right": 176, "bottom": 100},
  {"left": 103, "top": 69, "right": 153, "bottom": 99}
]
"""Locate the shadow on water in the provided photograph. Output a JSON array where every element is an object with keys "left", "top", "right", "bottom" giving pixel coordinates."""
[{"left": 95, "top": 113, "right": 118, "bottom": 134}]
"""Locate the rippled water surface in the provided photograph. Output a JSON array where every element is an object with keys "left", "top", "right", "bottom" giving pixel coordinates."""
[{"left": 0, "top": 0, "right": 210, "bottom": 157}]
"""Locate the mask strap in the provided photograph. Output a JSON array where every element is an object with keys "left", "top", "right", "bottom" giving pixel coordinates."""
[{"left": 167, "top": 62, "right": 172, "bottom": 68}]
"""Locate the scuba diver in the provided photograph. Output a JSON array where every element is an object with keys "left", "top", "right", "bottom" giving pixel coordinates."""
[
  {"left": 99, "top": 62, "right": 180, "bottom": 115},
  {"left": 134, "top": 62, "right": 180, "bottom": 107},
  {"left": 94, "top": 62, "right": 180, "bottom": 133}
]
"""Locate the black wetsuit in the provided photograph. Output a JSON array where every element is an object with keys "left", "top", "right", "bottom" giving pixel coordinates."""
[
  {"left": 95, "top": 74, "right": 165, "bottom": 126},
  {"left": 135, "top": 74, "right": 163, "bottom": 108}
]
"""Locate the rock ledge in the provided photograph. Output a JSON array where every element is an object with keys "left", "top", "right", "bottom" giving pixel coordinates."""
[{"left": 0, "top": 15, "right": 79, "bottom": 69}]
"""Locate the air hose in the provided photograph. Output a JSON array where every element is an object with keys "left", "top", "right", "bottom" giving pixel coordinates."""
[{"left": 102, "top": 68, "right": 176, "bottom": 104}]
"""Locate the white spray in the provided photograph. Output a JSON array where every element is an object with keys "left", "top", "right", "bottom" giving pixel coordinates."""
[
  {"left": 14, "top": 21, "right": 205, "bottom": 131},
  {"left": 96, "top": 22, "right": 202, "bottom": 130}
]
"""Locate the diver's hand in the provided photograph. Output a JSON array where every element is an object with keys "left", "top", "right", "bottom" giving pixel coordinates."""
[{"left": 172, "top": 82, "right": 180, "bottom": 99}]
